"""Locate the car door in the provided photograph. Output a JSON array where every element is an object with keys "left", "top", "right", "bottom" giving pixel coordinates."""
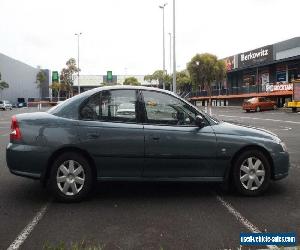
[
  {"left": 258, "top": 97, "right": 267, "bottom": 110},
  {"left": 265, "top": 98, "right": 274, "bottom": 109},
  {"left": 141, "top": 90, "right": 217, "bottom": 178},
  {"left": 77, "top": 89, "right": 144, "bottom": 178}
]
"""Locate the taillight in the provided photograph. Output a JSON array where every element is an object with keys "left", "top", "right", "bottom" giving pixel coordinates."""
[{"left": 10, "top": 116, "right": 22, "bottom": 140}]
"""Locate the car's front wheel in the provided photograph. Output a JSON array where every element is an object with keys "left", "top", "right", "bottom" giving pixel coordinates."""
[
  {"left": 49, "top": 152, "right": 93, "bottom": 202},
  {"left": 232, "top": 150, "right": 271, "bottom": 196}
]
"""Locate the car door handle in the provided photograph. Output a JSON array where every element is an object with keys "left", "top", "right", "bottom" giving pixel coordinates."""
[
  {"left": 87, "top": 133, "right": 100, "bottom": 139},
  {"left": 152, "top": 136, "right": 160, "bottom": 141}
]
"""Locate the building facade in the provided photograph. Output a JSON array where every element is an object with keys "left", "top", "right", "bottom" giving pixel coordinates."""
[
  {"left": 191, "top": 37, "right": 300, "bottom": 107},
  {"left": 0, "top": 53, "right": 50, "bottom": 103}
]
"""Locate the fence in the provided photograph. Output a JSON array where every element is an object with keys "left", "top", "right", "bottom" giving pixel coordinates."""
[{"left": 189, "top": 85, "right": 266, "bottom": 98}]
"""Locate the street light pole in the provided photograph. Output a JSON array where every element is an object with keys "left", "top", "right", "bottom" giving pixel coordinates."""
[
  {"left": 159, "top": 3, "right": 167, "bottom": 89},
  {"left": 75, "top": 32, "right": 82, "bottom": 94},
  {"left": 168, "top": 32, "right": 172, "bottom": 91},
  {"left": 172, "top": 0, "right": 176, "bottom": 93}
]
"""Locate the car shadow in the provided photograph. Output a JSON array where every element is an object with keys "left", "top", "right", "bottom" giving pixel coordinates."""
[
  {"left": 91, "top": 181, "right": 218, "bottom": 201},
  {"left": 217, "top": 180, "right": 290, "bottom": 199},
  {"left": 7, "top": 178, "right": 289, "bottom": 204}
]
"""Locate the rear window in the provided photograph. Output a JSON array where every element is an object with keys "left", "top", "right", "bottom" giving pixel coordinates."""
[
  {"left": 48, "top": 94, "right": 88, "bottom": 119},
  {"left": 48, "top": 88, "right": 103, "bottom": 119},
  {"left": 246, "top": 98, "right": 256, "bottom": 103}
]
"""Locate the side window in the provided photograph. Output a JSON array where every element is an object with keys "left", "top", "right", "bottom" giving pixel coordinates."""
[
  {"left": 80, "top": 93, "right": 100, "bottom": 120},
  {"left": 142, "top": 91, "right": 198, "bottom": 126},
  {"left": 259, "top": 97, "right": 266, "bottom": 102},
  {"left": 100, "top": 90, "right": 137, "bottom": 123}
]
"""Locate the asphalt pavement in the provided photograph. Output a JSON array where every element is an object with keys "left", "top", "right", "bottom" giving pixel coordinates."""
[{"left": 0, "top": 107, "right": 299, "bottom": 250}]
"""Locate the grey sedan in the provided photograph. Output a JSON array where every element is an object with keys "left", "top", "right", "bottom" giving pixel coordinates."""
[{"left": 6, "top": 86, "right": 289, "bottom": 202}]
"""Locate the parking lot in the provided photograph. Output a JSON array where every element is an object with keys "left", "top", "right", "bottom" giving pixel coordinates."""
[{"left": 0, "top": 107, "right": 299, "bottom": 250}]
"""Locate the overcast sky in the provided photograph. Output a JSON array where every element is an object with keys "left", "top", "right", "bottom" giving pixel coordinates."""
[{"left": 1, "top": 0, "right": 299, "bottom": 75}]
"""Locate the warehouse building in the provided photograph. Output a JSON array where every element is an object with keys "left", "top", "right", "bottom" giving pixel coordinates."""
[{"left": 0, "top": 53, "right": 50, "bottom": 103}]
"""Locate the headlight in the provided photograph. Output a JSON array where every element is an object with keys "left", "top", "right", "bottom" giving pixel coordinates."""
[{"left": 280, "top": 142, "right": 288, "bottom": 152}]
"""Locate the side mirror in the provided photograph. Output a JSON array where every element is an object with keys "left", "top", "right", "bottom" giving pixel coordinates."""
[{"left": 195, "top": 115, "right": 206, "bottom": 128}]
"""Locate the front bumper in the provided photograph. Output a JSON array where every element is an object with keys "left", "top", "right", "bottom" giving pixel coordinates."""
[{"left": 272, "top": 151, "right": 290, "bottom": 180}]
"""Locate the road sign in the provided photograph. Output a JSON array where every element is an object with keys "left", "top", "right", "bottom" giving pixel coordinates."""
[
  {"left": 107, "top": 71, "right": 113, "bottom": 81},
  {"left": 52, "top": 71, "right": 59, "bottom": 82}
]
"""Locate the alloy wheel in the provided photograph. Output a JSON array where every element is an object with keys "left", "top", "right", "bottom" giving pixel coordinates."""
[
  {"left": 56, "top": 160, "right": 85, "bottom": 196},
  {"left": 239, "top": 157, "right": 265, "bottom": 191}
]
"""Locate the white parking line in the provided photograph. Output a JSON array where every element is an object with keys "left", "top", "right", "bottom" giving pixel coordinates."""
[
  {"left": 7, "top": 202, "right": 50, "bottom": 250},
  {"left": 219, "top": 115, "right": 300, "bottom": 125},
  {"left": 216, "top": 195, "right": 277, "bottom": 249}
]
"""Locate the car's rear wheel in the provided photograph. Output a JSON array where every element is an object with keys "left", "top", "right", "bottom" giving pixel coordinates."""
[
  {"left": 49, "top": 152, "right": 93, "bottom": 202},
  {"left": 256, "top": 106, "right": 261, "bottom": 112},
  {"left": 232, "top": 150, "right": 271, "bottom": 196}
]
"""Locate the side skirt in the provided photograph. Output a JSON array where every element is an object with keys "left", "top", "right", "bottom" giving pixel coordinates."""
[{"left": 97, "top": 177, "right": 224, "bottom": 182}]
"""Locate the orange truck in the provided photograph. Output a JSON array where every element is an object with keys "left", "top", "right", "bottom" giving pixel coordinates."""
[{"left": 287, "top": 80, "right": 300, "bottom": 112}]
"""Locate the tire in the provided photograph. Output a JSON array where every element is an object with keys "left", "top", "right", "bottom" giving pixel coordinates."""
[
  {"left": 256, "top": 106, "right": 261, "bottom": 112},
  {"left": 232, "top": 150, "right": 271, "bottom": 196},
  {"left": 49, "top": 152, "right": 93, "bottom": 202},
  {"left": 273, "top": 105, "right": 277, "bottom": 110},
  {"left": 246, "top": 110, "right": 250, "bottom": 113}
]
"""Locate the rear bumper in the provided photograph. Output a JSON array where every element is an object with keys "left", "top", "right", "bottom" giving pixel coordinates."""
[
  {"left": 6, "top": 143, "right": 50, "bottom": 180},
  {"left": 9, "top": 169, "right": 41, "bottom": 179},
  {"left": 272, "top": 151, "right": 290, "bottom": 180}
]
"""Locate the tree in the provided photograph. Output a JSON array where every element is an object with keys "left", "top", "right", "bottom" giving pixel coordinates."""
[
  {"left": 60, "top": 58, "right": 79, "bottom": 97},
  {"left": 144, "top": 70, "right": 171, "bottom": 89},
  {"left": 176, "top": 70, "right": 191, "bottom": 92},
  {"left": 0, "top": 72, "right": 9, "bottom": 99},
  {"left": 36, "top": 70, "right": 47, "bottom": 99},
  {"left": 187, "top": 53, "right": 226, "bottom": 113},
  {"left": 123, "top": 77, "right": 140, "bottom": 86},
  {"left": 50, "top": 82, "right": 66, "bottom": 101}
]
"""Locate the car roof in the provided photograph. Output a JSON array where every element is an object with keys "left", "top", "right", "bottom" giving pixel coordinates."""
[{"left": 82, "top": 85, "right": 179, "bottom": 98}]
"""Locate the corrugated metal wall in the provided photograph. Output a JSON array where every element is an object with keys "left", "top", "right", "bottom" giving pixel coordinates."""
[{"left": 0, "top": 53, "right": 40, "bottom": 103}]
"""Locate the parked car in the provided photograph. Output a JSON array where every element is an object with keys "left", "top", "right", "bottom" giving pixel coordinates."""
[
  {"left": 0, "top": 100, "right": 13, "bottom": 110},
  {"left": 243, "top": 97, "right": 277, "bottom": 112},
  {"left": 6, "top": 86, "right": 289, "bottom": 202},
  {"left": 116, "top": 102, "right": 136, "bottom": 118},
  {"left": 17, "top": 102, "right": 27, "bottom": 108}
]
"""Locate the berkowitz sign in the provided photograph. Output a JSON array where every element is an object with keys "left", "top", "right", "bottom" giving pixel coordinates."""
[
  {"left": 238, "top": 45, "right": 273, "bottom": 68},
  {"left": 266, "top": 83, "right": 293, "bottom": 92}
]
